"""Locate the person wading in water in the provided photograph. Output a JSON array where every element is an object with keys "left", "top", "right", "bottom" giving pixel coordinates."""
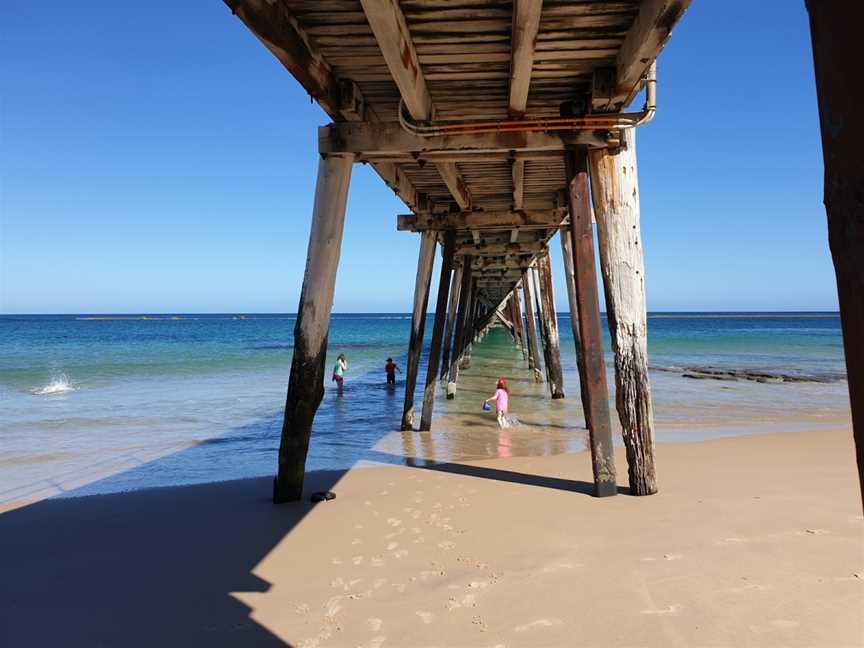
[
  {"left": 484, "top": 377, "right": 510, "bottom": 428},
  {"left": 332, "top": 353, "right": 347, "bottom": 394},
  {"left": 385, "top": 357, "right": 400, "bottom": 385}
]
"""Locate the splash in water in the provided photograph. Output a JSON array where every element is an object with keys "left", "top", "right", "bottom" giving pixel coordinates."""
[{"left": 32, "top": 372, "right": 76, "bottom": 396}]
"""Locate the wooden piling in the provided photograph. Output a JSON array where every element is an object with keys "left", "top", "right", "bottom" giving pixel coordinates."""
[
  {"left": 521, "top": 269, "right": 543, "bottom": 380},
  {"left": 274, "top": 153, "right": 353, "bottom": 503},
  {"left": 513, "top": 281, "right": 529, "bottom": 359},
  {"left": 590, "top": 129, "right": 657, "bottom": 495},
  {"left": 806, "top": 0, "right": 864, "bottom": 507},
  {"left": 560, "top": 226, "right": 591, "bottom": 427},
  {"left": 420, "top": 231, "right": 456, "bottom": 431},
  {"left": 565, "top": 146, "right": 617, "bottom": 498},
  {"left": 537, "top": 253, "right": 565, "bottom": 398},
  {"left": 401, "top": 231, "right": 437, "bottom": 431},
  {"left": 440, "top": 262, "right": 463, "bottom": 382},
  {"left": 447, "top": 257, "right": 473, "bottom": 392}
]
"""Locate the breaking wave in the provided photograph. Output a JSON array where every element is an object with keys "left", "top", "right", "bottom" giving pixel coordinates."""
[{"left": 32, "top": 372, "right": 76, "bottom": 396}]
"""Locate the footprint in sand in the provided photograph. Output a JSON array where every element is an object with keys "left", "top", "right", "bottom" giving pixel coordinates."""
[
  {"left": 362, "top": 637, "right": 386, "bottom": 648},
  {"left": 352, "top": 556, "right": 365, "bottom": 565},
  {"left": 720, "top": 537, "right": 748, "bottom": 544},
  {"left": 386, "top": 517, "right": 402, "bottom": 527},
  {"left": 373, "top": 578, "right": 387, "bottom": 589},
  {"left": 392, "top": 583, "right": 406, "bottom": 593},
  {"left": 468, "top": 580, "right": 489, "bottom": 589},
  {"left": 641, "top": 604, "right": 681, "bottom": 615},
  {"left": 663, "top": 553, "right": 682, "bottom": 561},
  {"left": 295, "top": 603, "right": 310, "bottom": 615},
  {"left": 352, "top": 539, "right": 362, "bottom": 545},
  {"left": 393, "top": 549, "right": 409, "bottom": 558},
  {"left": 367, "top": 618, "right": 383, "bottom": 632},
  {"left": 727, "top": 583, "right": 769, "bottom": 593},
  {"left": 438, "top": 540, "right": 456, "bottom": 550},
  {"left": 371, "top": 557, "right": 385, "bottom": 567},
  {"left": 797, "top": 528, "right": 828, "bottom": 535},
  {"left": 324, "top": 595, "right": 343, "bottom": 618},
  {"left": 354, "top": 524, "right": 364, "bottom": 530},
  {"left": 387, "top": 542, "right": 399, "bottom": 550},
  {"left": 416, "top": 611, "right": 434, "bottom": 624},
  {"left": 515, "top": 619, "right": 562, "bottom": 632},
  {"left": 331, "top": 558, "right": 344, "bottom": 565}
]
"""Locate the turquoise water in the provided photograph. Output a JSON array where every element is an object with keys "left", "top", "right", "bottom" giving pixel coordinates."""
[{"left": 0, "top": 313, "right": 849, "bottom": 502}]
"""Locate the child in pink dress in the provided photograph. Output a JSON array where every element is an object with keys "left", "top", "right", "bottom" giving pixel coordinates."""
[{"left": 484, "top": 378, "right": 510, "bottom": 428}]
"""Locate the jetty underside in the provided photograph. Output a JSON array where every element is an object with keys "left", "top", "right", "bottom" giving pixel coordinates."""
[{"left": 225, "top": 0, "right": 693, "bottom": 502}]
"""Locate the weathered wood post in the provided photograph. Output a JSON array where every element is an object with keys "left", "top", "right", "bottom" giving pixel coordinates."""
[
  {"left": 275, "top": 153, "right": 354, "bottom": 503},
  {"left": 420, "top": 232, "right": 456, "bottom": 431},
  {"left": 537, "top": 252, "right": 565, "bottom": 399},
  {"left": 560, "top": 226, "right": 591, "bottom": 429},
  {"left": 565, "top": 146, "right": 617, "bottom": 498},
  {"left": 806, "top": 0, "right": 864, "bottom": 506},
  {"left": 521, "top": 269, "right": 543, "bottom": 381},
  {"left": 461, "top": 285, "right": 478, "bottom": 368},
  {"left": 590, "top": 129, "right": 657, "bottom": 496},
  {"left": 440, "top": 262, "right": 463, "bottom": 382},
  {"left": 401, "top": 231, "right": 437, "bottom": 431},
  {"left": 447, "top": 256, "right": 473, "bottom": 394},
  {"left": 513, "top": 281, "right": 529, "bottom": 359}
]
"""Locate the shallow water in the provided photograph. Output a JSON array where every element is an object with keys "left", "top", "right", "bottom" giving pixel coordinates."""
[{"left": 0, "top": 313, "right": 850, "bottom": 502}]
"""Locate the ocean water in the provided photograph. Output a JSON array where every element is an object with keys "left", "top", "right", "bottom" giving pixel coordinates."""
[{"left": 0, "top": 313, "right": 850, "bottom": 502}]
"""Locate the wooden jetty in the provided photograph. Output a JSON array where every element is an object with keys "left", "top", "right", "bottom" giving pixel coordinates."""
[{"left": 224, "top": 0, "right": 692, "bottom": 502}]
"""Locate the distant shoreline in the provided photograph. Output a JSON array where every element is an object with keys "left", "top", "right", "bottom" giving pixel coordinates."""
[{"left": 0, "top": 311, "right": 843, "bottom": 320}]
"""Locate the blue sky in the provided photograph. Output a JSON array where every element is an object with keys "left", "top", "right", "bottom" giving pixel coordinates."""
[{"left": 0, "top": 1, "right": 836, "bottom": 313}]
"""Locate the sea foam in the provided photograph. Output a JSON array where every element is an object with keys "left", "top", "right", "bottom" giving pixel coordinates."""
[{"left": 32, "top": 372, "right": 76, "bottom": 396}]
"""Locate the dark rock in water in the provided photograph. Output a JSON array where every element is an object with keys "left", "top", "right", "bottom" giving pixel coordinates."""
[{"left": 672, "top": 365, "right": 841, "bottom": 384}]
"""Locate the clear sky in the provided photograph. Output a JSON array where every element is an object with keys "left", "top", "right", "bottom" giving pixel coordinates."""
[{"left": 0, "top": 1, "right": 836, "bottom": 314}]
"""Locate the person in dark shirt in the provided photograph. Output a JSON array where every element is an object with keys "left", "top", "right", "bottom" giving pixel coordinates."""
[{"left": 385, "top": 357, "right": 400, "bottom": 385}]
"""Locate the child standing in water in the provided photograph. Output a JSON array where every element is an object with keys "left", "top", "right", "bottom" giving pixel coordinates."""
[
  {"left": 332, "top": 353, "right": 347, "bottom": 393},
  {"left": 385, "top": 357, "right": 400, "bottom": 385},
  {"left": 484, "top": 377, "right": 510, "bottom": 428}
]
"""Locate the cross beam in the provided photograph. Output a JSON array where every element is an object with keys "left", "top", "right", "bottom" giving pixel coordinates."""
[
  {"left": 397, "top": 209, "right": 566, "bottom": 232},
  {"left": 320, "top": 122, "right": 609, "bottom": 157}
]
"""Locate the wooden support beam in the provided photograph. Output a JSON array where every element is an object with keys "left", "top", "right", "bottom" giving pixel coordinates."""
[
  {"left": 590, "top": 128, "right": 657, "bottom": 495},
  {"left": 512, "top": 159, "right": 525, "bottom": 210},
  {"left": 420, "top": 231, "right": 456, "bottom": 431},
  {"left": 401, "top": 231, "right": 437, "bottom": 431},
  {"left": 531, "top": 265, "right": 550, "bottom": 378},
  {"left": 274, "top": 154, "right": 353, "bottom": 503},
  {"left": 537, "top": 252, "right": 565, "bottom": 398},
  {"left": 361, "top": 150, "right": 565, "bottom": 164},
  {"left": 471, "top": 229, "right": 482, "bottom": 245},
  {"left": 565, "top": 146, "right": 617, "bottom": 498},
  {"left": 509, "top": 0, "right": 543, "bottom": 118},
  {"left": 320, "top": 122, "right": 608, "bottom": 157},
  {"left": 560, "top": 226, "right": 590, "bottom": 428},
  {"left": 513, "top": 281, "right": 529, "bottom": 359},
  {"left": 448, "top": 257, "right": 473, "bottom": 389},
  {"left": 359, "top": 0, "right": 432, "bottom": 121},
  {"left": 607, "top": 0, "right": 693, "bottom": 110},
  {"left": 806, "top": 0, "right": 864, "bottom": 508},
  {"left": 440, "top": 262, "right": 463, "bottom": 382},
  {"left": 437, "top": 162, "right": 472, "bottom": 211},
  {"left": 456, "top": 241, "right": 545, "bottom": 256},
  {"left": 358, "top": 0, "right": 472, "bottom": 210},
  {"left": 398, "top": 209, "right": 566, "bottom": 232},
  {"left": 225, "top": 0, "right": 340, "bottom": 117},
  {"left": 460, "top": 284, "right": 479, "bottom": 369},
  {"left": 521, "top": 269, "right": 542, "bottom": 378}
]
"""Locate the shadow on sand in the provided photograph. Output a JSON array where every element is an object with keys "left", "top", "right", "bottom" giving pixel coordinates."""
[{"left": 1, "top": 329, "right": 604, "bottom": 646}]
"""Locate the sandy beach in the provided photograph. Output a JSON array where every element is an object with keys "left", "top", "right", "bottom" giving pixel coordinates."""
[{"left": 2, "top": 425, "right": 862, "bottom": 647}]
